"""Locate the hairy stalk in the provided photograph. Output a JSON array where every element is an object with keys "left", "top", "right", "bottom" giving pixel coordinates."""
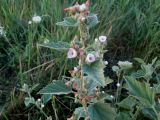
[{"left": 79, "top": 19, "right": 90, "bottom": 110}]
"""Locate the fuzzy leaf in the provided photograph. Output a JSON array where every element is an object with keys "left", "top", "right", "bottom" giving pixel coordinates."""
[
  {"left": 86, "top": 76, "right": 99, "bottom": 95},
  {"left": 141, "top": 64, "right": 154, "bottom": 81},
  {"left": 134, "top": 58, "right": 145, "bottom": 64},
  {"left": 87, "top": 13, "right": 99, "bottom": 28},
  {"left": 74, "top": 107, "right": 86, "bottom": 120},
  {"left": 131, "top": 70, "right": 145, "bottom": 79},
  {"left": 116, "top": 112, "right": 132, "bottom": 120},
  {"left": 142, "top": 107, "right": 158, "bottom": 120},
  {"left": 105, "top": 77, "right": 114, "bottom": 85},
  {"left": 112, "top": 66, "right": 120, "bottom": 73},
  {"left": 124, "top": 76, "right": 155, "bottom": 106},
  {"left": 41, "top": 94, "right": 52, "bottom": 104},
  {"left": 38, "top": 41, "right": 70, "bottom": 50},
  {"left": 38, "top": 80, "right": 72, "bottom": 95},
  {"left": 56, "top": 17, "right": 79, "bottom": 27},
  {"left": 82, "top": 60, "right": 105, "bottom": 87},
  {"left": 118, "top": 96, "right": 137, "bottom": 110},
  {"left": 88, "top": 102, "right": 116, "bottom": 120},
  {"left": 24, "top": 97, "right": 35, "bottom": 107}
]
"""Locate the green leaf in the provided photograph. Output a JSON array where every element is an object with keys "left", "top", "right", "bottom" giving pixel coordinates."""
[
  {"left": 74, "top": 107, "right": 86, "bottom": 120},
  {"left": 141, "top": 64, "right": 154, "bottom": 81},
  {"left": 118, "top": 96, "right": 137, "bottom": 110},
  {"left": 112, "top": 66, "right": 120, "bottom": 73},
  {"left": 86, "top": 76, "right": 99, "bottom": 95},
  {"left": 82, "top": 60, "right": 105, "bottom": 87},
  {"left": 131, "top": 70, "right": 145, "bottom": 79},
  {"left": 38, "top": 80, "right": 73, "bottom": 95},
  {"left": 105, "top": 77, "right": 114, "bottom": 85},
  {"left": 155, "top": 60, "right": 160, "bottom": 68},
  {"left": 142, "top": 107, "right": 158, "bottom": 120},
  {"left": 56, "top": 17, "right": 79, "bottom": 27},
  {"left": 88, "top": 102, "right": 116, "bottom": 120},
  {"left": 86, "top": 13, "right": 99, "bottom": 28},
  {"left": 124, "top": 76, "right": 155, "bottom": 106},
  {"left": 38, "top": 41, "right": 70, "bottom": 50},
  {"left": 116, "top": 112, "right": 132, "bottom": 120},
  {"left": 41, "top": 94, "right": 52, "bottom": 104},
  {"left": 151, "top": 57, "right": 157, "bottom": 65},
  {"left": 153, "top": 84, "right": 160, "bottom": 94},
  {"left": 24, "top": 97, "right": 35, "bottom": 107},
  {"left": 134, "top": 58, "right": 145, "bottom": 64}
]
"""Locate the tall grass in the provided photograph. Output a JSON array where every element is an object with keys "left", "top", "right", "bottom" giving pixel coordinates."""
[{"left": 0, "top": 0, "right": 160, "bottom": 118}]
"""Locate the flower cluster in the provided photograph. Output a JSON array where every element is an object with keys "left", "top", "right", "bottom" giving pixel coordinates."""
[
  {"left": 67, "top": 35, "right": 107, "bottom": 65},
  {"left": 118, "top": 61, "right": 133, "bottom": 69},
  {"left": 28, "top": 15, "right": 42, "bottom": 24}
]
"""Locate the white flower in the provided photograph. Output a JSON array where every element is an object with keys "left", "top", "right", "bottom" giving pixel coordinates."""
[
  {"left": 118, "top": 61, "right": 132, "bottom": 69},
  {"left": 37, "top": 99, "right": 41, "bottom": 102},
  {"left": 28, "top": 21, "right": 32, "bottom": 24},
  {"left": 116, "top": 82, "right": 121, "bottom": 87},
  {"left": 86, "top": 53, "right": 96, "bottom": 63},
  {"left": 67, "top": 48, "right": 77, "bottom": 59},
  {"left": 104, "top": 61, "right": 108, "bottom": 65},
  {"left": 99, "top": 36, "right": 107, "bottom": 43},
  {"left": 102, "top": 91, "right": 105, "bottom": 94},
  {"left": 32, "top": 16, "right": 41, "bottom": 23},
  {"left": 79, "top": 4, "right": 87, "bottom": 12}
]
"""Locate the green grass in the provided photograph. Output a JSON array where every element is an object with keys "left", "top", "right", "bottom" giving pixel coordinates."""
[{"left": 0, "top": 0, "right": 160, "bottom": 119}]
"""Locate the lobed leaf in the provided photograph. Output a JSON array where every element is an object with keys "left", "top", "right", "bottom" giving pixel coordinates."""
[
  {"left": 38, "top": 80, "right": 73, "bottom": 95},
  {"left": 88, "top": 102, "right": 116, "bottom": 120},
  {"left": 38, "top": 41, "right": 70, "bottom": 50},
  {"left": 74, "top": 107, "right": 86, "bottom": 120},
  {"left": 124, "top": 76, "right": 155, "bottom": 106},
  {"left": 56, "top": 17, "right": 79, "bottom": 27},
  {"left": 82, "top": 60, "right": 105, "bottom": 87},
  {"left": 86, "top": 13, "right": 99, "bottom": 28},
  {"left": 116, "top": 112, "right": 132, "bottom": 120},
  {"left": 24, "top": 97, "right": 35, "bottom": 107},
  {"left": 118, "top": 96, "right": 137, "bottom": 110}
]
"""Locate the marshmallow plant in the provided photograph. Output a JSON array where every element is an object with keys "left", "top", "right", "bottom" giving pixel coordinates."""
[
  {"left": 38, "top": 0, "right": 115, "bottom": 120},
  {"left": 25, "top": 1, "right": 159, "bottom": 120}
]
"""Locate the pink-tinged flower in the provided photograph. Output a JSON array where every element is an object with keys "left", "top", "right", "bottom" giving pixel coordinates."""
[
  {"left": 99, "top": 36, "right": 107, "bottom": 43},
  {"left": 67, "top": 48, "right": 77, "bottom": 59},
  {"left": 86, "top": 53, "right": 96, "bottom": 63}
]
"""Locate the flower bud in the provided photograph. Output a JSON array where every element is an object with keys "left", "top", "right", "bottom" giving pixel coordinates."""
[
  {"left": 104, "top": 61, "right": 108, "bottom": 65},
  {"left": 116, "top": 82, "right": 121, "bottom": 87},
  {"left": 28, "top": 21, "right": 32, "bottom": 24}
]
